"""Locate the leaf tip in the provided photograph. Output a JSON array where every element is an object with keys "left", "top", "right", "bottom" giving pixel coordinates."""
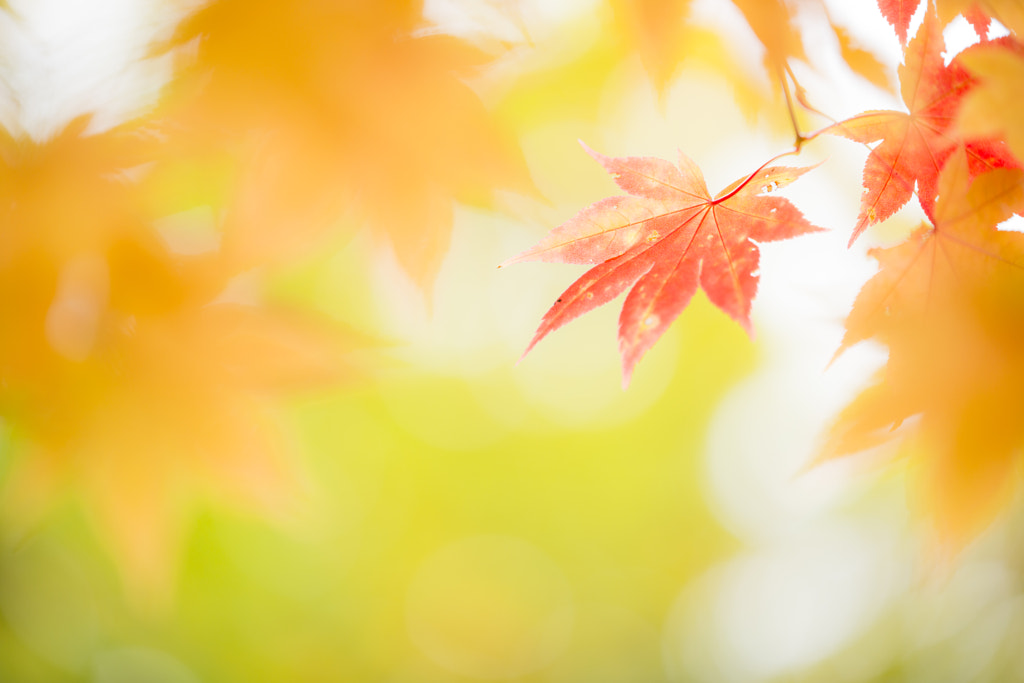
[
  {"left": 620, "top": 363, "right": 635, "bottom": 391},
  {"left": 578, "top": 139, "right": 606, "bottom": 164},
  {"left": 499, "top": 249, "right": 531, "bottom": 268},
  {"left": 618, "top": 343, "right": 639, "bottom": 390},
  {"left": 518, "top": 322, "right": 551, "bottom": 364},
  {"left": 847, "top": 217, "right": 870, "bottom": 247},
  {"left": 825, "top": 343, "right": 848, "bottom": 371},
  {"left": 735, "top": 312, "right": 756, "bottom": 339}
]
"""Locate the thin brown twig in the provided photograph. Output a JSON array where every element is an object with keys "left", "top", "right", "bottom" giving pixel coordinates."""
[{"left": 778, "top": 62, "right": 805, "bottom": 150}]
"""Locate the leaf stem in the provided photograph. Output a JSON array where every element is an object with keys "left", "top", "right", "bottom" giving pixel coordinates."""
[
  {"left": 714, "top": 67, "right": 846, "bottom": 203},
  {"left": 779, "top": 63, "right": 805, "bottom": 151}
]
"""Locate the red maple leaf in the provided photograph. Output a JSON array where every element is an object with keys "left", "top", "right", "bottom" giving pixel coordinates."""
[
  {"left": 878, "top": 0, "right": 922, "bottom": 44},
  {"left": 828, "top": 12, "right": 1018, "bottom": 245},
  {"left": 964, "top": 6, "right": 993, "bottom": 37},
  {"left": 504, "top": 144, "right": 822, "bottom": 385}
]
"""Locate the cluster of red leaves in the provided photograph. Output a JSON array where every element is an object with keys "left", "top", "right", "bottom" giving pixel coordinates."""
[
  {"left": 511, "top": 1, "right": 1024, "bottom": 544},
  {"left": 827, "top": 12, "right": 1018, "bottom": 244}
]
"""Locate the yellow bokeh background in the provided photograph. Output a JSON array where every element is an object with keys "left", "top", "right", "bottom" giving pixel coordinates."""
[{"left": 2, "top": 2, "right": 1024, "bottom": 682}]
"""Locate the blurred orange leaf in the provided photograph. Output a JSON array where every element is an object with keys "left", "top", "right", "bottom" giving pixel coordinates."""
[
  {"left": 833, "top": 25, "right": 895, "bottom": 92},
  {"left": 957, "top": 38, "right": 1024, "bottom": 168},
  {"left": 938, "top": 0, "right": 1024, "bottom": 34},
  {"left": 825, "top": 148, "right": 1024, "bottom": 542},
  {"left": 610, "top": 0, "right": 693, "bottom": 90},
  {"left": 163, "top": 0, "right": 533, "bottom": 287},
  {"left": 0, "top": 116, "right": 363, "bottom": 599}
]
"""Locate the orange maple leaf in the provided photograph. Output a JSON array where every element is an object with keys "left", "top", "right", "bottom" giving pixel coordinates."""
[
  {"left": 825, "top": 148, "right": 1024, "bottom": 543},
  {"left": 0, "top": 118, "right": 360, "bottom": 600},
  {"left": 505, "top": 144, "right": 822, "bottom": 385},
  {"left": 938, "top": 0, "right": 1024, "bottom": 35},
  {"left": 828, "top": 12, "right": 1018, "bottom": 245},
  {"left": 609, "top": 0, "right": 694, "bottom": 91},
  {"left": 957, "top": 38, "right": 1024, "bottom": 169},
  {"left": 162, "top": 0, "right": 531, "bottom": 286}
]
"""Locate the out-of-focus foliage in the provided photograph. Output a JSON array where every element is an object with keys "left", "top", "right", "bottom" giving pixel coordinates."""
[
  {"left": 824, "top": 149, "right": 1024, "bottom": 543},
  {"left": 161, "top": 0, "right": 533, "bottom": 285},
  {"left": 1, "top": 0, "right": 1024, "bottom": 682},
  {"left": 819, "top": 4, "right": 1024, "bottom": 549},
  {"left": 496, "top": 0, "right": 891, "bottom": 135},
  {"left": 957, "top": 38, "right": 1024, "bottom": 164},
  {"left": 0, "top": 113, "right": 358, "bottom": 597},
  {"left": 938, "top": 0, "right": 1024, "bottom": 34}
]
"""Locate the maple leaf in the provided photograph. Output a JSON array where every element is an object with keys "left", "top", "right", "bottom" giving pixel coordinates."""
[
  {"left": 1, "top": 295, "right": 359, "bottom": 601},
  {"left": 828, "top": 12, "right": 1018, "bottom": 245},
  {"left": 833, "top": 25, "right": 895, "bottom": 93},
  {"left": 731, "top": 0, "right": 807, "bottom": 72},
  {"left": 610, "top": 0, "right": 693, "bottom": 91},
  {"left": 938, "top": 0, "right": 1024, "bottom": 34},
  {"left": 161, "top": 0, "right": 532, "bottom": 287},
  {"left": 877, "top": 0, "right": 922, "bottom": 44},
  {"left": 499, "top": 0, "right": 885, "bottom": 141},
  {"left": 735, "top": 0, "right": 897, "bottom": 97},
  {"left": 832, "top": 148, "right": 1024, "bottom": 419},
  {"left": 956, "top": 39, "right": 1024, "bottom": 168},
  {"left": 734, "top": 0, "right": 896, "bottom": 96},
  {"left": 0, "top": 117, "right": 362, "bottom": 600},
  {"left": 495, "top": 0, "right": 779, "bottom": 136},
  {"left": 838, "top": 163, "right": 1024, "bottom": 354},
  {"left": 824, "top": 148, "right": 1024, "bottom": 543},
  {"left": 885, "top": 0, "right": 990, "bottom": 41},
  {"left": 608, "top": 0, "right": 808, "bottom": 97},
  {"left": 0, "top": 116, "right": 159, "bottom": 260},
  {"left": 504, "top": 144, "right": 821, "bottom": 385},
  {"left": 962, "top": 5, "right": 994, "bottom": 37}
]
